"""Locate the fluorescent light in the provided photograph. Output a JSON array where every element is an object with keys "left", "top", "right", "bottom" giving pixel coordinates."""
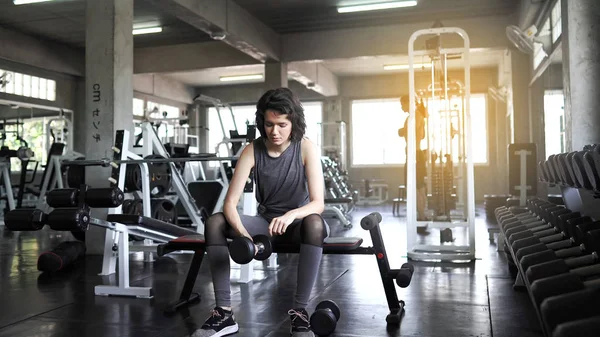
[
  {"left": 13, "top": 0, "right": 53, "bottom": 4},
  {"left": 220, "top": 74, "right": 263, "bottom": 82},
  {"left": 383, "top": 63, "right": 431, "bottom": 70},
  {"left": 337, "top": 1, "right": 418, "bottom": 13},
  {"left": 133, "top": 27, "right": 163, "bottom": 35}
]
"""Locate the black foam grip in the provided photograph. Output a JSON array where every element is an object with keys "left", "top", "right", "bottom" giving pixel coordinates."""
[
  {"left": 360, "top": 212, "right": 381, "bottom": 230},
  {"left": 47, "top": 208, "right": 90, "bottom": 231},
  {"left": 5, "top": 209, "right": 47, "bottom": 231},
  {"left": 47, "top": 188, "right": 79, "bottom": 208},
  {"left": 86, "top": 187, "right": 124, "bottom": 208}
]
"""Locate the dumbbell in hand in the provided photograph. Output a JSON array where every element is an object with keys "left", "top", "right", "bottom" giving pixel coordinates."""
[
  {"left": 310, "top": 300, "right": 340, "bottom": 336},
  {"left": 229, "top": 234, "right": 272, "bottom": 265}
]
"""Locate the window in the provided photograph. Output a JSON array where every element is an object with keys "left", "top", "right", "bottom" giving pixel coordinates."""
[
  {"left": 351, "top": 98, "right": 406, "bottom": 165},
  {"left": 351, "top": 95, "right": 488, "bottom": 166},
  {"left": 544, "top": 90, "right": 565, "bottom": 155},
  {"left": 0, "top": 69, "right": 56, "bottom": 101},
  {"left": 551, "top": 0, "right": 562, "bottom": 44},
  {"left": 133, "top": 98, "right": 145, "bottom": 117},
  {"left": 147, "top": 101, "right": 181, "bottom": 119},
  {"left": 3, "top": 118, "right": 51, "bottom": 172}
]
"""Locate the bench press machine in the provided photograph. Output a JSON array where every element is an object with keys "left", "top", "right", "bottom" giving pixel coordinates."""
[{"left": 157, "top": 212, "right": 414, "bottom": 324}]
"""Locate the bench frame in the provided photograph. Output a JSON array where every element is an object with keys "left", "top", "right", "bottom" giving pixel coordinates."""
[{"left": 158, "top": 221, "right": 409, "bottom": 325}]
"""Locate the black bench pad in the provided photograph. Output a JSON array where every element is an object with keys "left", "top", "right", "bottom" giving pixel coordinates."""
[
  {"left": 106, "top": 214, "right": 198, "bottom": 238},
  {"left": 157, "top": 235, "right": 205, "bottom": 256},
  {"left": 273, "top": 237, "right": 363, "bottom": 254}
]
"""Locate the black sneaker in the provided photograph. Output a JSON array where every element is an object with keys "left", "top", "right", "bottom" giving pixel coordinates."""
[
  {"left": 288, "top": 308, "right": 314, "bottom": 337},
  {"left": 191, "top": 307, "right": 239, "bottom": 337}
]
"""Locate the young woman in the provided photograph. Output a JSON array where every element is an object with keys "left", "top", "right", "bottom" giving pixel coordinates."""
[{"left": 192, "top": 88, "right": 328, "bottom": 337}]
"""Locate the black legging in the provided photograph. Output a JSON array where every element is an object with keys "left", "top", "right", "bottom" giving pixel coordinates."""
[
  {"left": 204, "top": 212, "right": 328, "bottom": 309},
  {"left": 205, "top": 212, "right": 327, "bottom": 247}
]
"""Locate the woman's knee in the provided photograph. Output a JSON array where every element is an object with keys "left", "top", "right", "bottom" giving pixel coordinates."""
[
  {"left": 205, "top": 212, "right": 229, "bottom": 245},
  {"left": 300, "top": 214, "right": 327, "bottom": 247}
]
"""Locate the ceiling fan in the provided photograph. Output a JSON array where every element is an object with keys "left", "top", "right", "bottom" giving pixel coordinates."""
[{"left": 506, "top": 25, "right": 543, "bottom": 55}]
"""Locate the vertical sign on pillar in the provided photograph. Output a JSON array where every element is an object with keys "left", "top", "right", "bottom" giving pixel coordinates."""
[{"left": 85, "top": 0, "right": 134, "bottom": 254}]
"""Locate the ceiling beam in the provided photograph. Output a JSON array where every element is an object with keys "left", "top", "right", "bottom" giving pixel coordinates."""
[
  {"left": 144, "top": 0, "right": 280, "bottom": 62},
  {"left": 0, "top": 26, "right": 84, "bottom": 77},
  {"left": 288, "top": 62, "right": 339, "bottom": 97},
  {"left": 134, "top": 41, "right": 260, "bottom": 74},
  {"left": 282, "top": 14, "right": 515, "bottom": 62}
]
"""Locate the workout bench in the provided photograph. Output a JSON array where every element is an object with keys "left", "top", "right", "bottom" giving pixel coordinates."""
[{"left": 158, "top": 212, "right": 413, "bottom": 325}]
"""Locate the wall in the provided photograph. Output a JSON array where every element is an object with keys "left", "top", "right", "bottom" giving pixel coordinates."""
[
  {"left": 340, "top": 67, "right": 502, "bottom": 202},
  {"left": 197, "top": 81, "right": 324, "bottom": 105},
  {"left": 133, "top": 74, "right": 196, "bottom": 107}
]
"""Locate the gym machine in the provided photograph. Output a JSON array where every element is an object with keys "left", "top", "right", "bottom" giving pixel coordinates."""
[
  {"left": 406, "top": 27, "right": 476, "bottom": 261},
  {"left": 4, "top": 183, "right": 200, "bottom": 299}
]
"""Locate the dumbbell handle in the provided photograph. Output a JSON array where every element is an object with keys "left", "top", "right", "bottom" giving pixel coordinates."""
[{"left": 254, "top": 242, "right": 266, "bottom": 255}]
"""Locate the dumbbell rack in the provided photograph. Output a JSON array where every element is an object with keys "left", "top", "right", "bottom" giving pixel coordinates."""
[
  {"left": 498, "top": 142, "right": 600, "bottom": 337},
  {"left": 495, "top": 199, "right": 600, "bottom": 337}
]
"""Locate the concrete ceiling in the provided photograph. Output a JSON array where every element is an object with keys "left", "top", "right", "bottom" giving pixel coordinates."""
[
  {"left": 0, "top": 0, "right": 212, "bottom": 48},
  {"left": 0, "top": 0, "right": 524, "bottom": 91},
  {"left": 235, "top": 0, "right": 520, "bottom": 33},
  {"left": 164, "top": 48, "right": 506, "bottom": 87}
]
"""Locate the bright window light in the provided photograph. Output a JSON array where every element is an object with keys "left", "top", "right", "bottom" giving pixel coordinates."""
[
  {"left": 219, "top": 74, "right": 263, "bottom": 82},
  {"left": 133, "top": 27, "right": 163, "bottom": 35},
  {"left": 383, "top": 63, "right": 432, "bottom": 70},
  {"left": 338, "top": 1, "right": 418, "bottom": 13}
]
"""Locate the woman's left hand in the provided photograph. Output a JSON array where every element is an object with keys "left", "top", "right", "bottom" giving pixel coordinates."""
[{"left": 269, "top": 212, "right": 296, "bottom": 236}]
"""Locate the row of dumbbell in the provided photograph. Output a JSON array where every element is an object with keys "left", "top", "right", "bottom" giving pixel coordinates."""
[
  {"left": 495, "top": 199, "right": 600, "bottom": 336},
  {"left": 539, "top": 144, "right": 600, "bottom": 192},
  {"left": 322, "top": 158, "right": 355, "bottom": 200}
]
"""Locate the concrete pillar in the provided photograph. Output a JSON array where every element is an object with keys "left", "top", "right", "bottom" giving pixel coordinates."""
[
  {"left": 511, "top": 51, "right": 531, "bottom": 143},
  {"left": 264, "top": 62, "right": 288, "bottom": 89},
  {"left": 84, "top": 0, "right": 134, "bottom": 254},
  {"left": 562, "top": 0, "right": 600, "bottom": 151},
  {"left": 529, "top": 78, "right": 547, "bottom": 198},
  {"left": 323, "top": 98, "right": 342, "bottom": 123}
]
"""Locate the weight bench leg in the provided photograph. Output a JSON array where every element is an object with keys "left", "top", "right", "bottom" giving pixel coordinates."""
[
  {"left": 164, "top": 248, "right": 205, "bottom": 314},
  {"left": 368, "top": 224, "right": 406, "bottom": 324}
]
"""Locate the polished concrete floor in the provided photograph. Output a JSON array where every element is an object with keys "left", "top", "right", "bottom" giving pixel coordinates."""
[{"left": 0, "top": 204, "right": 543, "bottom": 337}]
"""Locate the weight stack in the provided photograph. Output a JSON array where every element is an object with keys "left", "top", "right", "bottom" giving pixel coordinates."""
[{"left": 484, "top": 195, "right": 510, "bottom": 224}]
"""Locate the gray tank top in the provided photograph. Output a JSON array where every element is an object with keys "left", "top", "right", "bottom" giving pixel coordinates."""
[{"left": 253, "top": 138, "right": 309, "bottom": 219}]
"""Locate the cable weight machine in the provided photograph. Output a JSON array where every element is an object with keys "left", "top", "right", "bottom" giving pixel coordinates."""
[{"left": 406, "top": 27, "right": 476, "bottom": 262}]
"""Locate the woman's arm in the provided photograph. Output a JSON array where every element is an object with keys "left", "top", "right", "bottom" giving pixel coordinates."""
[
  {"left": 222, "top": 143, "right": 255, "bottom": 239},
  {"left": 294, "top": 138, "right": 325, "bottom": 217},
  {"left": 268, "top": 138, "right": 325, "bottom": 236}
]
